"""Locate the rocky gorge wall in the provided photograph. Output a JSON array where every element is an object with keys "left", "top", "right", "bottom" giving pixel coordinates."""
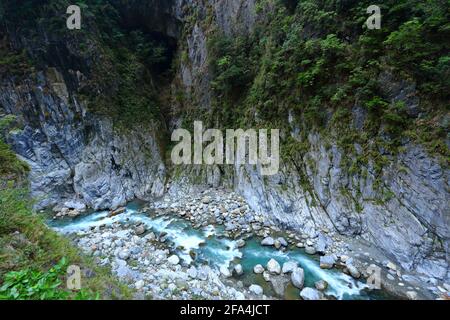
[
  {"left": 0, "top": 0, "right": 448, "bottom": 284},
  {"left": 168, "top": 0, "right": 450, "bottom": 282},
  {"left": 231, "top": 137, "right": 449, "bottom": 281},
  {"left": 169, "top": 133, "right": 449, "bottom": 282},
  {"left": 0, "top": 68, "right": 166, "bottom": 211}
]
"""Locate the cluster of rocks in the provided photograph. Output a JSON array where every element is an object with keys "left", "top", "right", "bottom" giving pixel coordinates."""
[
  {"left": 58, "top": 187, "right": 448, "bottom": 300},
  {"left": 252, "top": 258, "right": 326, "bottom": 300},
  {"left": 54, "top": 204, "right": 128, "bottom": 220},
  {"left": 147, "top": 189, "right": 343, "bottom": 299},
  {"left": 54, "top": 207, "right": 83, "bottom": 219},
  {"left": 53, "top": 201, "right": 87, "bottom": 219},
  {"left": 153, "top": 189, "right": 347, "bottom": 261},
  {"left": 147, "top": 189, "right": 269, "bottom": 242},
  {"left": 318, "top": 254, "right": 361, "bottom": 279},
  {"left": 61, "top": 188, "right": 337, "bottom": 300},
  {"left": 69, "top": 221, "right": 264, "bottom": 300},
  {"left": 271, "top": 227, "right": 448, "bottom": 300},
  {"left": 258, "top": 229, "right": 343, "bottom": 258},
  {"left": 109, "top": 207, "right": 127, "bottom": 218}
]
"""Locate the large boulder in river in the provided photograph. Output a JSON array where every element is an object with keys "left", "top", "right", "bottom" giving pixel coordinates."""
[
  {"left": 347, "top": 264, "right": 361, "bottom": 279},
  {"left": 267, "top": 259, "right": 281, "bottom": 274},
  {"left": 274, "top": 239, "right": 282, "bottom": 249},
  {"left": 282, "top": 261, "right": 298, "bottom": 274},
  {"left": 270, "top": 275, "right": 290, "bottom": 297},
  {"left": 277, "top": 237, "right": 288, "bottom": 247},
  {"left": 109, "top": 207, "right": 126, "bottom": 217},
  {"left": 168, "top": 255, "right": 180, "bottom": 265},
  {"left": 134, "top": 224, "right": 146, "bottom": 235},
  {"left": 305, "top": 246, "right": 317, "bottom": 255},
  {"left": 261, "top": 237, "right": 275, "bottom": 246},
  {"left": 320, "top": 255, "right": 336, "bottom": 269},
  {"left": 236, "top": 239, "right": 246, "bottom": 248},
  {"left": 253, "top": 264, "right": 265, "bottom": 274},
  {"left": 234, "top": 264, "right": 244, "bottom": 276},
  {"left": 300, "top": 287, "right": 324, "bottom": 300},
  {"left": 220, "top": 265, "right": 232, "bottom": 278},
  {"left": 249, "top": 284, "right": 263, "bottom": 295},
  {"left": 291, "top": 267, "right": 305, "bottom": 289},
  {"left": 315, "top": 280, "right": 329, "bottom": 291}
]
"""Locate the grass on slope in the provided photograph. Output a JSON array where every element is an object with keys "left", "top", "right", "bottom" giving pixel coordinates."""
[{"left": 0, "top": 116, "right": 132, "bottom": 300}]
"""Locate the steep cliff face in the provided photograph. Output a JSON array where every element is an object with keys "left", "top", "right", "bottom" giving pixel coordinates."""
[
  {"left": 231, "top": 137, "right": 449, "bottom": 280},
  {"left": 0, "top": 0, "right": 171, "bottom": 210},
  {"left": 0, "top": 68, "right": 166, "bottom": 211},
  {"left": 168, "top": 0, "right": 449, "bottom": 281},
  {"left": 0, "top": 0, "right": 448, "bottom": 283}
]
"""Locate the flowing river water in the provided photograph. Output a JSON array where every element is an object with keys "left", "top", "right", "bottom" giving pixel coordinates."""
[{"left": 49, "top": 202, "right": 395, "bottom": 300}]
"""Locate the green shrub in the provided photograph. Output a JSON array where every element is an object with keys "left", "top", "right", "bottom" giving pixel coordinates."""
[
  {"left": 0, "top": 184, "right": 131, "bottom": 300},
  {"left": 0, "top": 125, "right": 108, "bottom": 300},
  {"left": 0, "top": 258, "right": 99, "bottom": 300}
]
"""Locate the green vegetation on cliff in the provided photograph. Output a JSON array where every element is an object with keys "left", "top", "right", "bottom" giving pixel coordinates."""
[
  {"left": 206, "top": 0, "right": 449, "bottom": 148},
  {"left": 163, "top": 0, "right": 448, "bottom": 206},
  {"left": 201, "top": 0, "right": 449, "bottom": 172},
  {"left": 0, "top": 116, "right": 29, "bottom": 182}
]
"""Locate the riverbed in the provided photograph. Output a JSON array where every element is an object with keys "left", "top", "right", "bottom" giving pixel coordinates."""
[{"left": 49, "top": 200, "right": 394, "bottom": 300}]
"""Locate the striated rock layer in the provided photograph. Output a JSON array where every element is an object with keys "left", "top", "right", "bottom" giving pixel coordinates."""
[{"left": 0, "top": 69, "right": 166, "bottom": 210}]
